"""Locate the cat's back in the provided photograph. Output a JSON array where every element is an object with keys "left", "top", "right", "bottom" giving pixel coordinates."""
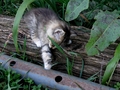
[{"left": 25, "top": 8, "right": 59, "bottom": 23}]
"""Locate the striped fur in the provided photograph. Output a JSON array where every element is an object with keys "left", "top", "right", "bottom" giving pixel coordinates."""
[{"left": 24, "top": 8, "right": 71, "bottom": 70}]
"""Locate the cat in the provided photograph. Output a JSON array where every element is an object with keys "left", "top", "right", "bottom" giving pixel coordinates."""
[{"left": 24, "top": 8, "right": 71, "bottom": 70}]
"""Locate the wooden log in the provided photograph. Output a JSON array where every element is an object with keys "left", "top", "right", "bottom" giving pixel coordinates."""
[{"left": 0, "top": 15, "right": 119, "bottom": 85}]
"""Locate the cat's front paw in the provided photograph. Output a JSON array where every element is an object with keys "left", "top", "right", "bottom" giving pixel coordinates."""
[
  {"left": 44, "top": 60, "right": 52, "bottom": 70},
  {"left": 42, "top": 52, "right": 52, "bottom": 70},
  {"left": 35, "top": 41, "right": 41, "bottom": 47}
]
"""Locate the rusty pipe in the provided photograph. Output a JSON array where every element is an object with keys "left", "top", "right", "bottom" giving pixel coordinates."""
[{"left": 0, "top": 55, "right": 115, "bottom": 90}]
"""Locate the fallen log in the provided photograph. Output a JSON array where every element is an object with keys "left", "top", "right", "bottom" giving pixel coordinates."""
[{"left": 0, "top": 15, "right": 119, "bottom": 85}]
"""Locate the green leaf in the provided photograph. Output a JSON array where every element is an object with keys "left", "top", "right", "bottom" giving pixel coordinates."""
[
  {"left": 44, "top": 0, "right": 57, "bottom": 12},
  {"left": 65, "top": 0, "right": 89, "bottom": 21},
  {"left": 87, "top": 72, "right": 99, "bottom": 81},
  {"left": 12, "top": 0, "right": 35, "bottom": 52},
  {"left": 66, "top": 58, "right": 74, "bottom": 75},
  {"left": 102, "top": 44, "right": 120, "bottom": 85},
  {"left": 85, "top": 10, "right": 120, "bottom": 56}
]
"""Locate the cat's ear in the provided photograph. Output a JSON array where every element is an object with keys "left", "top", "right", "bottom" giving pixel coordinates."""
[{"left": 53, "top": 29, "right": 65, "bottom": 41}]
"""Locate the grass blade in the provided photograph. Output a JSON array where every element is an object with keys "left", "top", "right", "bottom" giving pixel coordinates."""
[
  {"left": 48, "top": 36, "right": 66, "bottom": 57},
  {"left": 87, "top": 72, "right": 99, "bottom": 81},
  {"left": 12, "top": 0, "right": 35, "bottom": 52},
  {"left": 66, "top": 58, "right": 74, "bottom": 75},
  {"left": 79, "top": 59, "right": 84, "bottom": 78},
  {"left": 7, "top": 68, "right": 11, "bottom": 90},
  {"left": 102, "top": 44, "right": 120, "bottom": 85}
]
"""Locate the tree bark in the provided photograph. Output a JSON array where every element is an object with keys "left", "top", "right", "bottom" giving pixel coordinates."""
[{"left": 0, "top": 15, "right": 119, "bottom": 85}]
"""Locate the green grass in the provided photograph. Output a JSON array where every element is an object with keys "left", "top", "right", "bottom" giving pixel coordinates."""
[
  {"left": 0, "top": 0, "right": 22, "bottom": 16},
  {"left": 66, "top": 58, "right": 73, "bottom": 75},
  {"left": 0, "top": 65, "right": 47, "bottom": 90},
  {"left": 48, "top": 36, "right": 74, "bottom": 75},
  {"left": 114, "top": 82, "right": 120, "bottom": 90},
  {"left": 12, "top": 0, "right": 35, "bottom": 52}
]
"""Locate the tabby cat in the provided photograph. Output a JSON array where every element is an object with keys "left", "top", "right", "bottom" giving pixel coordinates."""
[{"left": 24, "top": 8, "right": 71, "bottom": 70}]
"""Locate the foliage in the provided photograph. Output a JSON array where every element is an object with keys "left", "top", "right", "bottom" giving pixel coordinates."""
[
  {"left": 0, "top": 66, "right": 46, "bottom": 90},
  {"left": 87, "top": 72, "right": 99, "bottom": 81},
  {"left": 0, "top": 0, "right": 22, "bottom": 16},
  {"left": 12, "top": 0, "right": 34, "bottom": 52},
  {"left": 114, "top": 82, "right": 120, "bottom": 90},
  {"left": 85, "top": 10, "right": 120, "bottom": 85},
  {"left": 85, "top": 10, "right": 120, "bottom": 56},
  {"left": 102, "top": 44, "right": 120, "bottom": 84},
  {"left": 74, "top": 0, "right": 120, "bottom": 27},
  {"left": 30, "top": 0, "right": 69, "bottom": 20},
  {"left": 66, "top": 58, "right": 74, "bottom": 75},
  {"left": 65, "top": 0, "right": 89, "bottom": 21},
  {"left": 48, "top": 36, "right": 74, "bottom": 75}
]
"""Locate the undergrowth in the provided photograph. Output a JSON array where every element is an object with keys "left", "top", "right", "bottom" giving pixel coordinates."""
[{"left": 0, "top": 65, "right": 47, "bottom": 90}]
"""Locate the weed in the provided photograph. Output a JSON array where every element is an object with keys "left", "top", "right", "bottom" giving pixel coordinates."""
[
  {"left": 49, "top": 36, "right": 74, "bottom": 75},
  {"left": 66, "top": 58, "right": 74, "bottom": 75},
  {"left": 114, "top": 82, "right": 120, "bottom": 90},
  {"left": 0, "top": 0, "right": 22, "bottom": 16},
  {"left": 87, "top": 72, "right": 100, "bottom": 82},
  {"left": 0, "top": 65, "right": 48, "bottom": 90}
]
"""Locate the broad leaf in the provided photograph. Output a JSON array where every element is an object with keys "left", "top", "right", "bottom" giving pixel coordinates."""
[
  {"left": 65, "top": 0, "right": 89, "bottom": 21},
  {"left": 102, "top": 44, "right": 120, "bottom": 85},
  {"left": 85, "top": 10, "right": 120, "bottom": 56}
]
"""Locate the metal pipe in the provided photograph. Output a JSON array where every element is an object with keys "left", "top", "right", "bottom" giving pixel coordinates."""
[{"left": 0, "top": 55, "right": 115, "bottom": 90}]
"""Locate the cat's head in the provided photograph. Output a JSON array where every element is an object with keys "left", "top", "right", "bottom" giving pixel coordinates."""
[{"left": 47, "top": 20, "right": 71, "bottom": 49}]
